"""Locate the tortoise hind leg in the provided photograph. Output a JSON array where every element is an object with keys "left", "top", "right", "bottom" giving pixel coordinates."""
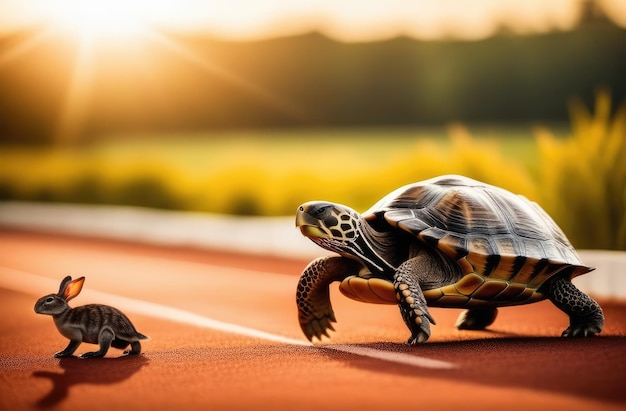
[
  {"left": 544, "top": 275, "right": 604, "bottom": 337},
  {"left": 455, "top": 307, "right": 498, "bottom": 330}
]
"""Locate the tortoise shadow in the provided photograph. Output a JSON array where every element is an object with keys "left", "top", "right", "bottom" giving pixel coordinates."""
[
  {"left": 320, "top": 335, "right": 626, "bottom": 405},
  {"left": 32, "top": 355, "right": 149, "bottom": 409}
]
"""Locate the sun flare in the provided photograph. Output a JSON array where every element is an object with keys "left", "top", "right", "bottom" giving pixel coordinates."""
[{"left": 39, "top": 0, "right": 176, "bottom": 40}]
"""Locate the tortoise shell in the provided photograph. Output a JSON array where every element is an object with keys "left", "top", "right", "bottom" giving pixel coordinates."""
[{"left": 338, "top": 175, "right": 592, "bottom": 308}]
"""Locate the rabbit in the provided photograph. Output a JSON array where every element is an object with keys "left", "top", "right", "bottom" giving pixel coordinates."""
[{"left": 34, "top": 276, "right": 149, "bottom": 358}]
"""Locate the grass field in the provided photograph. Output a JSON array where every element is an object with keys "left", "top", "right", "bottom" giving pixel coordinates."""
[{"left": 0, "top": 124, "right": 543, "bottom": 214}]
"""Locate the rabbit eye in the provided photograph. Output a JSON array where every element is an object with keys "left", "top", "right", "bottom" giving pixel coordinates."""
[{"left": 45, "top": 297, "right": 54, "bottom": 303}]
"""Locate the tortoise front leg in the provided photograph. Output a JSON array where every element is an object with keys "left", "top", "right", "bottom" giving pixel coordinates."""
[
  {"left": 296, "top": 256, "right": 362, "bottom": 341},
  {"left": 394, "top": 247, "right": 462, "bottom": 345},
  {"left": 394, "top": 259, "right": 436, "bottom": 345},
  {"left": 544, "top": 275, "right": 604, "bottom": 337}
]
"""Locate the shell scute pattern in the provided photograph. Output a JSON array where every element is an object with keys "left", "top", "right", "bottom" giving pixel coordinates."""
[
  {"left": 493, "top": 282, "right": 527, "bottom": 300},
  {"left": 473, "top": 280, "right": 509, "bottom": 299},
  {"left": 374, "top": 175, "right": 588, "bottom": 306},
  {"left": 453, "top": 273, "right": 484, "bottom": 295}
]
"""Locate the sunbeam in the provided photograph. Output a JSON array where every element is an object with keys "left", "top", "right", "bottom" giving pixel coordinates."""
[
  {"left": 50, "top": 30, "right": 165, "bottom": 144},
  {"left": 53, "top": 35, "right": 95, "bottom": 144},
  {"left": 146, "top": 30, "right": 315, "bottom": 123},
  {"left": 0, "top": 28, "right": 54, "bottom": 68},
  {"left": 6, "top": 23, "right": 314, "bottom": 144}
]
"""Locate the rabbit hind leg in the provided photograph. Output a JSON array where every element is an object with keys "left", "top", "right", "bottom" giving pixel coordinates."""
[
  {"left": 110, "top": 336, "right": 141, "bottom": 355},
  {"left": 111, "top": 338, "right": 130, "bottom": 349},
  {"left": 79, "top": 328, "right": 114, "bottom": 358},
  {"left": 113, "top": 338, "right": 141, "bottom": 355},
  {"left": 124, "top": 341, "right": 142, "bottom": 356}
]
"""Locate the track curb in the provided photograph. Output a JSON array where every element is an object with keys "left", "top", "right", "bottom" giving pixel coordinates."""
[{"left": 1, "top": 201, "right": 624, "bottom": 298}]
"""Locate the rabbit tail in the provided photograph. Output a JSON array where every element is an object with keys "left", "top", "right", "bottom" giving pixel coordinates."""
[{"left": 136, "top": 332, "right": 149, "bottom": 340}]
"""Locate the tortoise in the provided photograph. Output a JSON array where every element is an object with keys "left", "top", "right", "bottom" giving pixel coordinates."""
[{"left": 295, "top": 174, "right": 604, "bottom": 345}]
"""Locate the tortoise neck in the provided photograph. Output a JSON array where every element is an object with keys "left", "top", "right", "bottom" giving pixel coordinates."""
[{"left": 356, "top": 221, "right": 399, "bottom": 275}]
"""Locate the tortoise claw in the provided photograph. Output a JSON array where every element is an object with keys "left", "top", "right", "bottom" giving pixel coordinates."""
[
  {"left": 406, "top": 314, "right": 432, "bottom": 345},
  {"left": 407, "top": 332, "right": 429, "bottom": 345},
  {"left": 303, "top": 315, "right": 336, "bottom": 342},
  {"left": 562, "top": 324, "right": 602, "bottom": 338}
]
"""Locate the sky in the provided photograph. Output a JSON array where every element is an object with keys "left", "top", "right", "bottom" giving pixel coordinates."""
[{"left": 0, "top": 0, "right": 625, "bottom": 42}]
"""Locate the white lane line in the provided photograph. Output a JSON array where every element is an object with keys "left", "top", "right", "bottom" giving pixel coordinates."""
[
  {"left": 1, "top": 266, "right": 456, "bottom": 370},
  {"left": 327, "top": 345, "right": 456, "bottom": 369}
]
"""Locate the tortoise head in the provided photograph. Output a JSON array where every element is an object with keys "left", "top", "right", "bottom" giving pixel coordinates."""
[
  {"left": 296, "top": 201, "right": 360, "bottom": 244},
  {"left": 296, "top": 201, "right": 393, "bottom": 273}
]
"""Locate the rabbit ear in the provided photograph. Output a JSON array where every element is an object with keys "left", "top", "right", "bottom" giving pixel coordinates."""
[
  {"left": 62, "top": 277, "right": 85, "bottom": 302},
  {"left": 57, "top": 276, "right": 73, "bottom": 296}
]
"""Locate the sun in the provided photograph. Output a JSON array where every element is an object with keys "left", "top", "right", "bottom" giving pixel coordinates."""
[
  {"left": 40, "top": 0, "right": 176, "bottom": 41},
  {"left": 58, "top": 2, "right": 144, "bottom": 39}
]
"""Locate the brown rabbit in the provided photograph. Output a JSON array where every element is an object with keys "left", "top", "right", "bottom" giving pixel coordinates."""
[{"left": 34, "top": 276, "right": 149, "bottom": 358}]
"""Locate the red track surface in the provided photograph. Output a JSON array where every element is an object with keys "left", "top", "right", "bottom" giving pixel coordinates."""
[{"left": 1, "top": 230, "right": 625, "bottom": 411}]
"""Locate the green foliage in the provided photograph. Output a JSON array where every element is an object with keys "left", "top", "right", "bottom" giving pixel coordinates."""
[
  {"left": 536, "top": 90, "right": 626, "bottom": 249},
  {"left": 0, "top": 127, "right": 533, "bottom": 216},
  {"left": 385, "top": 125, "right": 537, "bottom": 200}
]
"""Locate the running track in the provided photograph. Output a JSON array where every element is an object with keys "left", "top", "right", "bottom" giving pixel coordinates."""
[{"left": 1, "top": 230, "right": 625, "bottom": 411}]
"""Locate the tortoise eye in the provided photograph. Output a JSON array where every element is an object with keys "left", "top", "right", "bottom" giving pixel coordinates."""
[{"left": 311, "top": 205, "right": 331, "bottom": 219}]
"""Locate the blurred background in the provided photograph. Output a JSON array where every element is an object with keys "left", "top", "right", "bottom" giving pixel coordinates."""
[{"left": 0, "top": 0, "right": 624, "bottom": 249}]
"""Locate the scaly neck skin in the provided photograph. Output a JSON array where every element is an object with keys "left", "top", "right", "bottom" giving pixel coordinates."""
[
  {"left": 352, "top": 220, "right": 401, "bottom": 276},
  {"left": 357, "top": 221, "right": 461, "bottom": 286}
]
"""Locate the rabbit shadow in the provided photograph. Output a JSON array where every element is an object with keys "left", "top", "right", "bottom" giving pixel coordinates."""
[{"left": 32, "top": 355, "right": 149, "bottom": 409}]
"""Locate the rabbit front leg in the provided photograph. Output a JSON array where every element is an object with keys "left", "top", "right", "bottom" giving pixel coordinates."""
[
  {"left": 54, "top": 339, "right": 81, "bottom": 358},
  {"left": 79, "top": 328, "right": 114, "bottom": 358}
]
